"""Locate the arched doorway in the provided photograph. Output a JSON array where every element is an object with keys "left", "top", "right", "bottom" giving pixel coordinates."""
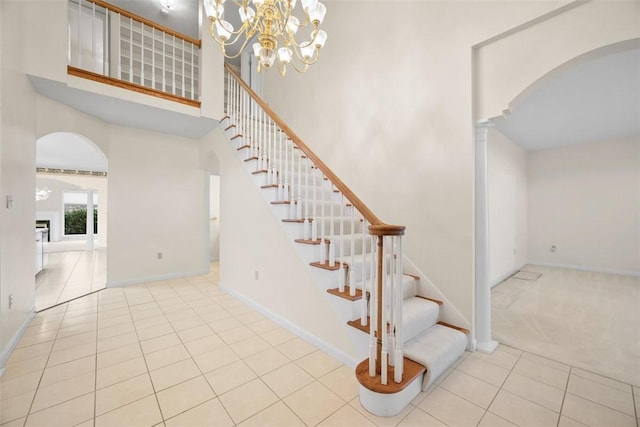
[
  {"left": 35, "top": 132, "right": 108, "bottom": 310},
  {"left": 475, "top": 40, "right": 639, "bottom": 385}
]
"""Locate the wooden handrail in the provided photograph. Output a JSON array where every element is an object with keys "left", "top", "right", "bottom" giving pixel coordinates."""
[
  {"left": 68, "top": 66, "right": 201, "bottom": 108},
  {"left": 86, "top": 0, "right": 201, "bottom": 47},
  {"left": 225, "top": 64, "right": 404, "bottom": 235}
]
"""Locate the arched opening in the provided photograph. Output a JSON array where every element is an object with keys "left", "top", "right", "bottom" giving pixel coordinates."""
[
  {"left": 35, "top": 132, "right": 108, "bottom": 310},
  {"left": 477, "top": 40, "right": 639, "bottom": 385}
]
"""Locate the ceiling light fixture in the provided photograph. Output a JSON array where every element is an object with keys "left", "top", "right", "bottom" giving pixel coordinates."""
[
  {"left": 203, "top": 0, "right": 327, "bottom": 76},
  {"left": 160, "top": 0, "right": 175, "bottom": 13}
]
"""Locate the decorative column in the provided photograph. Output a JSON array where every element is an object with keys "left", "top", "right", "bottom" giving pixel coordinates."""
[
  {"left": 86, "top": 190, "right": 95, "bottom": 251},
  {"left": 474, "top": 121, "right": 498, "bottom": 353}
]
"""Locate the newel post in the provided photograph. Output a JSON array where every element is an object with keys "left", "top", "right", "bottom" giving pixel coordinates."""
[{"left": 368, "top": 224, "right": 405, "bottom": 384}]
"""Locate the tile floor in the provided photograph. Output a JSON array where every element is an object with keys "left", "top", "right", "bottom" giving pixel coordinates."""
[
  {"left": 35, "top": 249, "right": 106, "bottom": 311},
  {"left": 2, "top": 263, "right": 639, "bottom": 427},
  {"left": 492, "top": 264, "right": 640, "bottom": 387}
]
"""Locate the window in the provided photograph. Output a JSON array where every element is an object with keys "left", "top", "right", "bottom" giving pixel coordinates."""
[{"left": 63, "top": 191, "right": 98, "bottom": 236}]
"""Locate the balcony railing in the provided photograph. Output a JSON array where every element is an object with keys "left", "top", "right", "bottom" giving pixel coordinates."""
[{"left": 68, "top": 0, "right": 201, "bottom": 106}]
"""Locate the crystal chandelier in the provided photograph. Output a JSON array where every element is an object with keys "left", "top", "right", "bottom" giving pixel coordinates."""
[{"left": 203, "top": 0, "right": 327, "bottom": 76}]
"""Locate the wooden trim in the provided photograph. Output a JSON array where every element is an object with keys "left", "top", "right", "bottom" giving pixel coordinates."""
[
  {"left": 67, "top": 66, "right": 200, "bottom": 108},
  {"left": 437, "top": 321, "right": 470, "bottom": 335},
  {"left": 244, "top": 157, "right": 259, "bottom": 162},
  {"left": 416, "top": 295, "right": 443, "bottom": 306},
  {"left": 310, "top": 261, "right": 343, "bottom": 271},
  {"left": 405, "top": 273, "right": 421, "bottom": 281},
  {"left": 369, "top": 224, "right": 405, "bottom": 236},
  {"left": 86, "top": 0, "right": 201, "bottom": 46},
  {"left": 327, "top": 287, "right": 364, "bottom": 301},
  {"left": 261, "top": 184, "right": 279, "bottom": 189},
  {"left": 295, "top": 238, "right": 321, "bottom": 245},
  {"left": 224, "top": 125, "right": 236, "bottom": 131},
  {"left": 224, "top": 64, "right": 404, "bottom": 236},
  {"left": 271, "top": 201, "right": 291, "bottom": 205},
  {"left": 252, "top": 170, "right": 268, "bottom": 175},
  {"left": 230, "top": 135, "right": 243, "bottom": 140},
  {"left": 237, "top": 145, "right": 250, "bottom": 150},
  {"left": 355, "top": 358, "right": 425, "bottom": 394}
]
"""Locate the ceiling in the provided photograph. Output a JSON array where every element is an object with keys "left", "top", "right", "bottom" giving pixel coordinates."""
[
  {"left": 109, "top": 0, "right": 200, "bottom": 39},
  {"left": 493, "top": 46, "right": 640, "bottom": 151},
  {"left": 37, "top": 132, "right": 108, "bottom": 172}
]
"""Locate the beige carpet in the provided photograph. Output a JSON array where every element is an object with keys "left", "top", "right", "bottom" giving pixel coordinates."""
[{"left": 492, "top": 264, "right": 640, "bottom": 387}]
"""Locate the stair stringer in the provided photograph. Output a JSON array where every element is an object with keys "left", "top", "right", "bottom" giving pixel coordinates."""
[{"left": 209, "top": 125, "right": 367, "bottom": 366}]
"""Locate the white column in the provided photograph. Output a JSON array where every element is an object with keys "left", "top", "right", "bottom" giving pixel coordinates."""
[
  {"left": 475, "top": 121, "right": 498, "bottom": 353},
  {"left": 86, "top": 190, "right": 95, "bottom": 251}
]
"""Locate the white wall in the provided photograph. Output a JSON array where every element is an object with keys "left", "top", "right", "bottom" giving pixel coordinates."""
[
  {"left": 476, "top": 1, "right": 640, "bottom": 120},
  {"left": 261, "top": 0, "right": 639, "bottom": 332},
  {"left": 107, "top": 126, "right": 208, "bottom": 285},
  {"left": 528, "top": 137, "right": 640, "bottom": 275},
  {"left": 487, "top": 128, "right": 528, "bottom": 286},
  {"left": 205, "top": 128, "right": 363, "bottom": 364},
  {"left": 209, "top": 175, "right": 220, "bottom": 261},
  {"left": 0, "top": 0, "right": 37, "bottom": 369},
  {"left": 262, "top": 1, "right": 569, "bottom": 329}
]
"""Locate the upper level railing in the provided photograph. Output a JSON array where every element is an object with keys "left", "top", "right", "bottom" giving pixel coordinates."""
[
  {"left": 68, "top": 0, "right": 201, "bottom": 106},
  {"left": 224, "top": 64, "right": 408, "bottom": 386}
]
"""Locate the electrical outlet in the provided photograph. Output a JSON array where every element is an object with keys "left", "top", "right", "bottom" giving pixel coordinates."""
[
  {"left": 157, "top": 252, "right": 163, "bottom": 260},
  {"left": 8, "top": 294, "right": 13, "bottom": 309},
  {"left": 550, "top": 245, "right": 557, "bottom": 253}
]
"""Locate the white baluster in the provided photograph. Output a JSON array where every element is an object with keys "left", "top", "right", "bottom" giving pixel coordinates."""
[
  {"left": 339, "top": 194, "right": 345, "bottom": 292},
  {"left": 319, "top": 175, "right": 327, "bottom": 264},
  {"left": 311, "top": 165, "right": 318, "bottom": 241},
  {"left": 381, "top": 236, "right": 389, "bottom": 385},
  {"left": 349, "top": 206, "right": 356, "bottom": 297},
  {"left": 369, "top": 234, "right": 377, "bottom": 378},
  {"left": 140, "top": 24, "right": 145, "bottom": 84},
  {"left": 361, "top": 218, "right": 368, "bottom": 325},
  {"left": 304, "top": 158, "right": 310, "bottom": 239},
  {"left": 172, "top": 36, "right": 176, "bottom": 94},
  {"left": 394, "top": 236, "right": 404, "bottom": 383},
  {"left": 162, "top": 32, "right": 166, "bottom": 92},
  {"left": 152, "top": 28, "right": 156, "bottom": 89},
  {"left": 91, "top": 2, "right": 96, "bottom": 64},
  {"left": 129, "top": 19, "right": 133, "bottom": 83},
  {"left": 283, "top": 137, "right": 289, "bottom": 202},
  {"left": 296, "top": 148, "right": 302, "bottom": 220},
  {"left": 328, "top": 182, "right": 335, "bottom": 267},
  {"left": 191, "top": 43, "right": 195, "bottom": 99},
  {"left": 181, "top": 39, "right": 185, "bottom": 97},
  {"left": 77, "top": 0, "right": 82, "bottom": 68},
  {"left": 289, "top": 142, "right": 296, "bottom": 216}
]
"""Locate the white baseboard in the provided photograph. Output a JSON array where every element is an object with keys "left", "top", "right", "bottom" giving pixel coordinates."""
[
  {"left": 526, "top": 261, "right": 640, "bottom": 277},
  {"left": 490, "top": 264, "right": 527, "bottom": 288},
  {"left": 219, "top": 282, "right": 358, "bottom": 369},
  {"left": 106, "top": 269, "right": 209, "bottom": 288},
  {"left": 0, "top": 309, "right": 36, "bottom": 376}
]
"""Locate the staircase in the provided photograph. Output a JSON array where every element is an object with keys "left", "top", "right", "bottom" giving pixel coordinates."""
[{"left": 221, "top": 65, "right": 468, "bottom": 417}]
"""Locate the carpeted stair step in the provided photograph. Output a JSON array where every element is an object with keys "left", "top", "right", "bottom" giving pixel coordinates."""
[
  {"left": 403, "top": 324, "right": 468, "bottom": 390},
  {"left": 346, "top": 296, "right": 440, "bottom": 344},
  {"left": 326, "top": 273, "right": 418, "bottom": 301}
]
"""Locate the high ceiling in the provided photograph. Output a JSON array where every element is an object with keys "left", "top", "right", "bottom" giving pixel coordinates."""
[
  {"left": 493, "top": 46, "right": 640, "bottom": 151},
  {"left": 33, "top": 2, "right": 639, "bottom": 171}
]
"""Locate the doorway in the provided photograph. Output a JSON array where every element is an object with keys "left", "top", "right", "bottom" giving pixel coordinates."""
[{"left": 35, "top": 132, "right": 108, "bottom": 310}]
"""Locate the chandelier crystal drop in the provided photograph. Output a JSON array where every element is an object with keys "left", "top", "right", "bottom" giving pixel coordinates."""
[{"left": 203, "top": 0, "right": 327, "bottom": 76}]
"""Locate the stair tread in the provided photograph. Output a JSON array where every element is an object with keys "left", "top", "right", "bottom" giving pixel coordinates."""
[
  {"left": 403, "top": 324, "right": 467, "bottom": 390},
  {"left": 355, "top": 357, "right": 425, "bottom": 394},
  {"left": 346, "top": 296, "right": 439, "bottom": 343},
  {"left": 327, "top": 287, "right": 364, "bottom": 301}
]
